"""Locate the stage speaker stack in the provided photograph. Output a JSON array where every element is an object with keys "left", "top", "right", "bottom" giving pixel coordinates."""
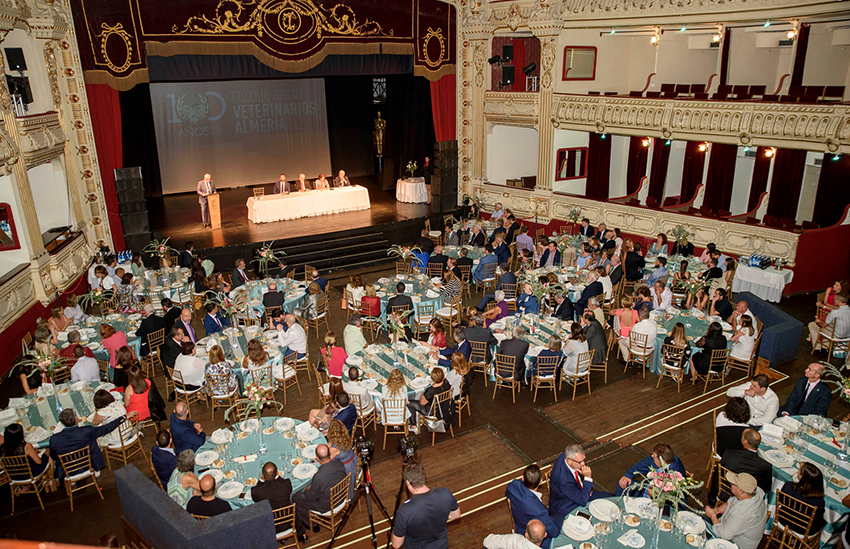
[
  {"left": 114, "top": 167, "right": 152, "bottom": 254},
  {"left": 431, "top": 140, "right": 458, "bottom": 214}
]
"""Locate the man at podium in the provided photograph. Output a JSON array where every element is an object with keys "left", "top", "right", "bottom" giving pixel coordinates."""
[{"left": 197, "top": 173, "right": 217, "bottom": 228}]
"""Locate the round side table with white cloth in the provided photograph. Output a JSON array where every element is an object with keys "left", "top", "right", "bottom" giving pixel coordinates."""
[{"left": 396, "top": 178, "right": 429, "bottom": 203}]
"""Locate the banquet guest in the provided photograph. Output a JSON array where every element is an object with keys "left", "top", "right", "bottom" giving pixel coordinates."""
[
  {"left": 427, "top": 318, "right": 447, "bottom": 349},
  {"left": 437, "top": 268, "right": 462, "bottom": 301},
  {"left": 465, "top": 314, "right": 498, "bottom": 363},
  {"left": 321, "top": 331, "right": 348, "bottom": 378},
  {"left": 292, "top": 444, "right": 347, "bottom": 540},
  {"left": 343, "top": 367, "right": 374, "bottom": 412},
  {"left": 552, "top": 292, "right": 575, "bottom": 322},
  {"left": 406, "top": 367, "right": 453, "bottom": 431},
  {"left": 176, "top": 307, "right": 198, "bottom": 343},
  {"left": 661, "top": 322, "right": 692, "bottom": 374},
  {"left": 295, "top": 282, "right": 322, "bottom": 321},
  {"left": 469, "top": 203, "right": 481, "bottom": 219},
  {"left": 699, "top": 243, "right": 717, "bottom": 265},
  {"left": 648, "top": 233, "right": 669, "bottom": 256},
  {"left": 624, "top": 242, "right": 646, "bottom": 282},
  {"left": 726, "top": 374, "right": 778, "bottom": 427},
  {"left": 578, "top": 218, "right": 594, "bottom": 237},
  {"left": 135, "top": 304, "right": 167, "bottom": 357},
  {"left": 729, "top": 301, "right": 758, "bottom": 335},
  {"left": 730, "top": 316, "right": 756, "bottom": 361},
  {"left": 333, "top": 392, "right": 357, "bottom": 435},
  {"left": 778, "top": 363, "right": 832, "bottom": 417},
  {"left": 498, "top": 326, "right": 530, "bottom": 381},
  {"left": 436, "top": 327, "right": 471, "bottom": 368},
  {"left": 491, "top": 202, "right": 505, "bottom": 220},
  {"left": 151, "top": 430, "right": 177, "bottom": 488},
  {"left": 633, "top": 286, "right": 653, "bottom": 312},
  {"left": 515, "top": 225, "right": 534, "bottom": 254},
  {"left": 70, "top": 346, "right": 99, "bottom": 382},
  {"left": 724, "top": 258, "right": 737, "bottom": 288},
  {"left": 231, "top": 258, "right": 250, "bottom": 288},
  {"left": 810, "top": 294, "right": 850, "bottom": 351},
  {"left": 473, "top": 245, "right": 498, "bottom": 283},
  {"left": 516, "top": 283, "right": 539, "bottom": 316},
  {"left": 170, "top": 402, "right": 206, "bottom": 455},
  {"left": 539, "top": 242, "right": 561, "bottom": 268},
  {"left": 130, "top": 252, "right": 146, "bottom": 278},
  {"left": 180, "top": 241, "right": 194, "bottom": 270},
  {"left": 672, "top": 260, "right": 691, "bottom": 284},
  {"left": 309, "top": 269, "right": 328, "bottom": 293},
  {"left": 214, "top": 271, "right": 231, "bottom": 293},
  {"left": 87, "top": 389, "right": 127, "bottom": 451},
  {"left": 161, "top": 326, "right": 187, "bottom": 371},
  {"left": 505, "top": 215, "right": 520, "bottom": 245},
  {"left": 594, "top": 223, "right": 608, "bottom": 242},
  {"left": 488, "top": 218, "right": 507, "bottom": 245},
  {"left": 581, "top": 312, "right": 606, "bottom": 366},
  {"left": 60, "top": 330, "right": 95, "bottom": 360},
  {"left": 314, "top": 173, "right": 330, "bottom": 190},
  {"left": 671, "top": 237, "right": 695, "bottom": 257},
  {"left": 100, "top": 324, "right": 128, "bottom": 370},
  {"left": 688, "top": 322, "right": 727, "bottom": 383},
  {"left": 276, "top": 314, "right": 308, "bottom": 359},
  {"left": 161, "top": 298, "right": 181, "bottom": 331},
  {"left": 297, "top": 173, "right": 309, "bottom": 191},
  {"left": 445, "top": 352, "right": 474, "bottom": 399},
  {"left": 688, "top": 287, "right": 710, "bottom": 312},
  {"left": 308, "top": 380, "right": 344, "bottom": 432},
  {"left": 196, "top": 173, "right": 216, "bottom": 228},
  {"left": 576, "top": 271, "right": 603, "bottom": 317},
  {"left": 263, "top": 282, "right": 285, "bottom": 309},
  {"left": 483, "top": 290, "right": 510, "bottom": 328},
  {"left": 561, "top": 323, "right": 589, "bottom": 378},
  {"left": 199, "top": 253, "right": 214, "bottom": 276},
  {"left": 47, "top": 306, "right": 71, "bottom": 337},
  {"left": 652, "top": 281, "right": 673, "bottom": 311},
  {"left": 327, "top": 418, "right": 359, "bottom": 497},
  {"left": 779, "top": 462, "right": 826, "bottom": 535},
  {"left": 624, "top": 308, "right": 657, "bottom": 361},
  {"left": 576, "top": 243, "right": 593, "bottom": 269},
  {"left": 343, "top": 315, "right": 368, "bottom": 356},
  {"left": 123, "top": 365, "right": 152, "bottom": 422},
  {"left": 252, "top": 463, "right": 293, "bottom": 533},
  {"left": 386, "top": 282, "right": 414, "bottom": 341},
  {"left": 704, "top": 472, "right": 766, "bottom": 549},
  {"left": 456, "top": 247, "right": 474, "bottom": 278},
  {"left": 94, "top": 265, "right": 115, "bottom": 291},
  {"left": 345, "top": 274, "right": 367, "bottom": 305},
  {"left": 63, "top": 294, "right": 88, "bottom": 325},
  {"left": 204, "top": 345, "right": 237, "bottom": 396},
  {"left": 477, "top": 263, "right": 516, "bottom": 310},
  {"left": 586, "top": 298, "right": 605, "bottom": 327},
  {"left": 709, "top": 288, "right": 734, "bottom": 320},
  {"left": 616, "top": 443, "right": 686, "bottom": 496},
  {"left": 469, "top": 225, "right": 486, "bottom": 247},
  {"left": 187, "top": 475, "right": 232, "bottom": 517},
  {"left": 609, "top": 255, "right": 624, "bottom": 287},
  {"left": 715, "top": 397, "right": 750, "bottom": 457},
  {"left": 50, "top": 408, "right": 123, "bottom": 482},
  {"left": 493, "top": 234, "right": 511, "bottom": 265},
  {"left": 444, "top": 225, "right": 460, "bottom": 247},
  {"left": 332, "top": 169, "right": 350, "bottom": 187},
  {"left": 274, "top": 173, "right": 289, "bottom": 194},
  {"left": 645, "top": 256, "right": 669, "bottom": 287},
  {"left": 175, "top": 341, "right": 207, "bottom": 389},
  {"left": 414, "top": 228, "right": 436, "bottom": 255},
  {"left": 360, "top": 285, "right": 382, "bottom": 318},
  {"left": 548, "top": 444, "right": 609, "bottom": 525},
  {"left": 202, "top": 303, "right": 229, "bottom": 336},
  {"left": 817, "top": 279, "right": 850, "bottom": 313},
  {"left": 242, "top": 339, "right": 270, "bottom": 379},
  {"left": 504, "top": 465, "right": 561, "bottom": 549},
  {"left": 167, "top": 449, "right": 201, "bottom": 508}
]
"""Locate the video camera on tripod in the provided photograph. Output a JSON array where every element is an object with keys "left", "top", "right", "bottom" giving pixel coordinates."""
[{"left": 355, "top": 436, "right": 375, "bottom": 464}]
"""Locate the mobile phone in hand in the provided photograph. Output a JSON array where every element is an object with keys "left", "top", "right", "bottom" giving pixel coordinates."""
[{"left": 238, "top": 492, "right": 247, "bottom": 500}]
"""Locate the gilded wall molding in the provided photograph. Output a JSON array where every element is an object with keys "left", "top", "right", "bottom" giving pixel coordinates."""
[
  {"left": 15, "top": 111, "right": 67, "bottom": 168},
  {"left": 484, "top": 91, "right": 539, "bottom": 126},
  {"left": 0, "top": 118, "right": 19, "bottom": 175},
  {"left": 0, "top": 266, "right": 38, "bottom": 332},
  {"left": 551, "top": 94, "right": 850, "bottom": 153},
  {"left": 48, "top": 232, "right": 93, "bottom": 288}
]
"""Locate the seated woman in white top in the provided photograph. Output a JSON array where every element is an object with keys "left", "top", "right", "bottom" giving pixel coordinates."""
[
  {"left": 94, "top": 265, "right": 115, "bottom": 291},
  {"left": 346, "top": 273, "right": 367, "bottom": 306},
  {"left": 314, "top": 173, "right": 330, "bottom": 190},
  {"left": 562, "top": 323, "right": 590, "bottom": 376},
  {"left": 174, "top": 341, "right": 207, "bottom": 389},
  {"left": 63, "top": 294, "right": 88, "bottom": 325},
  {"left": 730, "top": 316, "right": 755, "bottom": 361},
  {"left": 88, "top": 389, "right": 128, "bottom": 448}
]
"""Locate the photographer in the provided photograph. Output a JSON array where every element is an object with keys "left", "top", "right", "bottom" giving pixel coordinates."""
[{"left": 392, "top": 461, "right": 460, "bottom": 549}]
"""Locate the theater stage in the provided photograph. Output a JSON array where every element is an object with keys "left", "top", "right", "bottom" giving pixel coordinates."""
[{"left": 146, "top": 176, "right": 431, "bottom": 251}]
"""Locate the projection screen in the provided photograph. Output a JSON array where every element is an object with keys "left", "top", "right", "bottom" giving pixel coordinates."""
[{"left": 150, "top": 79, "right": 332, "bottom": 194}]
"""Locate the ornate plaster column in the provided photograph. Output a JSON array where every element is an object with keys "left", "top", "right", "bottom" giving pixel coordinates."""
[{"left": 530, "top": 29, "right": 560, "bottom": 193}]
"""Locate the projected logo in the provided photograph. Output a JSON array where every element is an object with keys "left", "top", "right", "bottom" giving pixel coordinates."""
[{"left": 165, "top": 91, "right": 226, "bottom": 124}]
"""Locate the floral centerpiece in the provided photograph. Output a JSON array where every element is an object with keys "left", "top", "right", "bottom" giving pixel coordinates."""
[
  {"left": 525, "top": 275, "right": 564, "bottom": 329},
  {"left": 679, "top": 275, "right": 707, "bottom": 307},
  {"left": 143, "top": 237, "right": 177, "bottom": 267},
  {"left": 20, "top": 351, "right": 64, "bottom": 384},
  {"left": 255, "top": 241, "right": 285, "bottom": 276},
  {"left": 405, "top": 160, "right": 418, "bottom": 178},
  {"left": 387, "top": 309, "right": 413, "bottom": 365},
  {"left": 224, "top": 382, "right": 283, "bottom": 454},
  {"left": 387, "top": 244, "right": 423, "bottom": 266},
  {"left": 566, "top": 207, "right": 582, "bottom": 235},
  {"left": 670, "top": 225, "right": 695, "bottom": 246},
  {"left": 78, "top": 288, "right": 114, "bottom": 316},
  {"left": 821, "top": 361, "right": 850, "bottom": 459}
]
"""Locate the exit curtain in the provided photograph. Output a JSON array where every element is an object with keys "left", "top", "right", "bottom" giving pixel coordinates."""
[
  {"left": 648, "top": 139, "right": 671, "bottom": 203},
  {"left": 86, "top": 84, "right": 125, "bottom": 250},
  {"left": 766, "top": 149, "right": 806, "bottom": 220},
  {"left": 814, "top": 154, "right": 850, "bottom": 227},
  {"left": 626, "top": 136, "right": 649, "bottom": 195},
  {"left": 703, "top": 143, "right": 737, "bottom": 213},
  {"left": 680, "top": 142, "right": 707, "bottom": 204},
  {"left": 585, "top": 133, "right": 611, "bottom": 200}
]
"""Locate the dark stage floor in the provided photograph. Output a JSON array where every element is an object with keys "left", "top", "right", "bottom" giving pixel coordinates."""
[{"left": 146, "top": 176, "right": 431, "bottom": 249}]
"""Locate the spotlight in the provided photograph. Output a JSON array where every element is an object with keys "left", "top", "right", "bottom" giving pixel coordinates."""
[
  {"left": 601, "top": 133, "right": 607, "bottom": 139},
  {"left": 786, "top": 29, "right": 796, "bottom": 40},
  {"left": 665, "top": 140, "right": 671, "bottom": 145},
  {"left": 764, "top": 20, "right": 771, "bottom": 27},
  {"left": 650, "top": 35, "right": 659, "bottom": 45},
  {"left": 765, "top": 147, "right": 776, "bottom": 158},
  {"left": 488, "top": 55, "right": 502, "bottom": 65},
  {"left": 712, "top": 34, "right": 721, "bottom": 43},
  {"left": 641, "top": 138, "right": 651, "bottom": 147},
  {"left": 698, "top": 143, "right": 708, "bottom": 152},
  {"left": 610, "top": 28, "right": 616, "bottom": 34},
  {"left": 832, "top": 154, "right": 841, "bottom": 161},
  {"left": 522, "top": 63, "right": 537, "bottom": 76}
]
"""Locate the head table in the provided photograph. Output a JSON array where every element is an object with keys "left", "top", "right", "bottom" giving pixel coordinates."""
[{"left": 193, "top": 417, "right": 328, "bottom": 509}]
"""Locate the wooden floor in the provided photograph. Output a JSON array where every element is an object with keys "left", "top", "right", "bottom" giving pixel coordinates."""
[
  {"left": 0, "top": 264, "right": 834, "bottom": 547},
  {"left": 146, "top": 176, "right": 431, "bottom": 249}
]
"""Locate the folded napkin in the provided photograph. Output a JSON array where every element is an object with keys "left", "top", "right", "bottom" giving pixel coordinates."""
[
  {"left": 8, "top": 397, "right": 26, "bottom": 409},
  {"left": 775, "top": 416, "right": 802, "bottom": 431},
  {"left": 0, "top": 408, "right": 17, "bottom": 423},
  {"left": 53, "top": 422, "right": 65, "bottom": 435},
  {"left": 57, "top": 332, "right": 69, "bottom": 342},
  {"left": 565, "top": 515, "right": 591, "bottom": 533},
  {"left": 617, "top": 529, "right": 645, "bottom": 548},
  {"left": 37, "top": 384, "right": 55, "bottom": 398},
  {"left": 762, "top": 423, "right": 784, "bottom": 440},
  {"left": 25, "top": 426, "right": 48, "bottom": 443},
  {"left": 233, "top": 454, "right": 257, "bottom": 463},
  {"left": 295, "top": 421, "right": 312, "bottom": 433},
  {"left": 211, "top": 428, "right": 233, "bottom": 442}
]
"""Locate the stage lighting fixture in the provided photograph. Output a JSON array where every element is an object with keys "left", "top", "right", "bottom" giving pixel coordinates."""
[
  {"left": 698, "top": 143, "right": 708, "bottom": 152},
  {"left": 488, "top": 55, "right": 502, "bottom": 65},
  {"left": 522, "top": 63, "right": 537, "bottom": 75},
  {"left": 650, "top": 35, "right": 658, "bottom": 45},
  {"left": 712, "top": 34, "right": 721, "bottom": 42},
  {"left": 786, "top": 29, "right": 796, "bottom": 39},
  {"left": 765, "top": 147, "right": 776, "bottom": 158},
  {"left": 641, "top": 138, "right": 651, "bottom": 147}
]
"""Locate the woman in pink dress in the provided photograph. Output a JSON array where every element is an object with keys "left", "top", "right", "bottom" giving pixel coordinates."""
[
  {"left": 321, "top": 331, "right": 348, "bottom": 378},
  {"left": 100, "top": 324, "right": 129, "bottom": 370}
]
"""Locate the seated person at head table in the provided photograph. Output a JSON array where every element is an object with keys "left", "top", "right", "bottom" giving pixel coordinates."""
[{"left": 313, "top": 173, "right": 330, "bottom": 190}]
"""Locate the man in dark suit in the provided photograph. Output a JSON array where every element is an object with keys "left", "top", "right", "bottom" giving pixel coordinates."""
[
  {"left": 252, "top": 462, "right": 293, "bottom": 532},
  {"left": 548, "top": 444, "right": 609, "bottom": 526},
  {"left": 151, "top": 430, "right": 177, "bottom": 488},
  {"left": 469, "top": 225, "right": 486, "bottom": 247},
  {"left": 386, "top": 282, "right": 414, "bottom": 341},
  {"left": 292, "top": 444, "right": 347, "bottom": 541},
  {"left": 506, "top": 464, "right": 561, "bottom": 549},
  {"left": 428, "top": 245, "right": 449, "bottom": 273},
  {"left": 263, "top": 282, "right": 286, "bottom": 309},
  {"left": 456, "top": 249, "right": 474, "bottom": 282},
  {"left": 437, "top": 327, "right": 472, "bottom": 368},
  {"left": 170, "top": 402, "right": 206, "bottom": 454},
  {"left": 552, "top": 293, "right": 576, "bottom": 322},
  {"left": 176, "top": 307, "right": 198, "bottom": 343},
  {"left": 49, "top": 409, "right": 124, "bottom": 481},
  {"left": 414, "top": 229, "right": 435, "bottom": 255},
  {"left": 161, "top": 298, "right": 182, "bottom": 332},
  {"left": 309, "top": 269, "right": 328, "bottom": 293},
  {"left": 581, "top": 312, "right": 607, "bottom": 365},
  {"left": 203, "top": 303, "right": 230, "bottom": 336},
  {"left": 444, "top": 225, "right": 460, "bottom": 247},
  {"left": 196, "top": 174, "right": 216, "bottom": 228},
  {"left": 477, "top": 263, "right": 516, "bottom": 310},
  {"left": 161, "top": 325, "right": 186, "bottom": 371},
  {"left": 719, "top": 428, "right": 773, "bottom": 497},
  {"left": 578, "top": 218, "right": 594, "bottom": 237},
  {"left": 332, "top": 170, "right": 351, "bottom": 188},
  {"left": 334, "top": 392, "right": 357, "bottom": 435},
  {"left": 180, "top": 242, "right": 194, "bottom": 269},
  {"left": 576, "top": 272, "right": 604, "bottom": 317},
  {"left": 487, "top": 218, "right": 507, "bottom": 245},
  {"left": 539, "top": 242, "right": 561, "bottom": 268},
  {"left": 232, "top": 258, "right": 250, "bottom": 288},
  {"left": 466, "top": 314, "right": 498, "bottom": 363},
  {"left": 778, "top": 363, "right": 832, "bottom": 417},
  {"left": 499, "top": 326, "right": 530, "bottom": 381},
  {"left": 274, "top": 173, "right": 290, "bottom": 194},
  {"left": 473, "top": 245, "right": 499, "bottom": 284},
  {"left": 609, "top": 256, "right": 624, "bottom": 287},
  {"left": 505, "top": 215, "right": 520, "bottom": 245},
  {"left": 135, "top": 303, "right": 167, "bottom": 356}
]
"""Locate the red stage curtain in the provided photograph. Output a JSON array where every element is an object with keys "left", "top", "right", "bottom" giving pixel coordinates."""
[
  {"left": 748, "top": 147, "right": 771, "bottom": 211},
  {"left": 680, "top": 141, "right": 707, "bottom": 203},
  {"left": 626, "top": 136, "right": 649, "bottom": 194},
  {"left": 813, "top": 153, "right": 850, "bottom": 227},
  {"left": 703, "top": 143, "right": 737, "bottom": 212},
  {"left": 766, "top": 149, "right": 806, "bottom": 220},
  {"left": 585, "top": 133, "right": 611, "bottom": 200},
  {"left": 430, "top": 75, "right": 456, "bottom": 142},
  {"left": 648, "top": 138, "right": 671, "bottom": 203},
  {"left": 86, "top": 84, "right": 125, "bottom": 250}
]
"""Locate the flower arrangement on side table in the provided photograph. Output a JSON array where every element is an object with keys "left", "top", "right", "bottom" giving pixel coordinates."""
[
  {"left": 405, "top": 160, "right": 418, "bottom": 178},
  {"left": 256, "top": 241, "right": 285, "bottom": 276}
]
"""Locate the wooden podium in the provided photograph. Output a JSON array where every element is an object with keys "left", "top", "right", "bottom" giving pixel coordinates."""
[{"left": 208, "top": 192, "right": 221, "bottom": 229}]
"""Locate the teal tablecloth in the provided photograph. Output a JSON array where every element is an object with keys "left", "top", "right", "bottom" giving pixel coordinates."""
[
  {"left": 57, "top": 314, "right": 143, "bottom": 379},
  {"left": 196, "top": 326, "right": 292, "bottom": 392},
  {"left": 229, "top": 278, "right": 309, "bottom": 317},
  {"left": 373, "top": 274, "right": 445, "bottom": 326},
  {"left": 648, "top": 312, "right": 732, "bottom": 375},
  {"left": 193, "top": 417, "right": 328, "bottom": 509},
  {"left": 441, "top": 246, "right": 486, "bottom": 261}
]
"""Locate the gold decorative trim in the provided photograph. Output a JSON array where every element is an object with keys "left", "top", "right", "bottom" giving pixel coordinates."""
[
  {"left": 421, "top": 27, "right": 446, "bottom": 68},
  {"left": 97, "top": 22, "right": 134, "bottom": 73}
]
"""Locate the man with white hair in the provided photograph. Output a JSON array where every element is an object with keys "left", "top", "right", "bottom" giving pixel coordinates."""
[
  {"left": 196, "top": 173, "right": 216, "bottom": 228},
  {"left": 333, "top": 169, "right": 350, "bottom": 187},
  {"left": 778, "top": 363, "right": 832, "bottom": 417},
  {"left": 343, "top": 366, "right": 374, "bottom": 410},
  {"left": 549, "top": 444, "right": 611, "bottom": 525},
  {"left": 810, "top": 293, "right": 850, "bottom": 351},
  {"left": 484, "top": 519, "right": 548, "bottom": 549},
  {"left": 704, "top": 472, "right": 766, "bottom": 549},
  {"left": 469, "top": 225, "right": 486, "bottom": 247},
  {"left": 576, "top": 271, "right": 603, "bottom": 317},
  {"left": 587, "top": 298, "right": 605, "bottom": 326},
  {"left": 276, "top": 314, "right": 308, "bottom": 359},
  {"left": 609, "top": 254, "right": 623, "bottom": 286},
  {"left": 135, "top": 302, "right": 167, "bottom": 356},
  {"left": 622, "top": 307, "right": 657, "bottom": 361}
]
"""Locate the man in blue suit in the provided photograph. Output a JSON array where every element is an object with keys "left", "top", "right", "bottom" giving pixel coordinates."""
[
  {"left": 437, "top": 326, "right": 471, "bottom": 369},
  {"left": 473, "top": 245, "right": 498, "bottom": 283},
  {"left": 549, "top": 444, "right": 611, "bottom": 525},
  {"left": 576, "top": 271, "right": 604, "bottom": 317},
  {"left": 202, "top": 303, "right": 230, "bottom": 336},
  {"left": 615, "top": 443, "right": 687, "bottom": 496},
  {"left": 310, "top": 268, "right": 328, "bottom": 293},
  {"left": 151, "top": 430, "right": 177, "bottom": 488},
  {"left": 170, "top": 402, "right": 206, "bottom": 454},
  {"left": 778, "top": 363, "right": 832, "bottom": 417},
  {"left": 539, "top": 242, "right": 561, "bottom": 268},
  {"left": 506, "top": 464, "right": 561, "bottom": 549},
  {"left": 49, "top": 409, "right": 124, "bottom": 481},
  {"left": 333, "top": 392, "right": 357, "bottom": 435}
]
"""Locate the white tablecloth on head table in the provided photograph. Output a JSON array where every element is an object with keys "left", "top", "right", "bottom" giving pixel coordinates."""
[
  {"left": 731, "top": 265, "right": 794, "bottom": 303},
  {"left": 396, "top": 178, "right": 429, "bottom": 204},
  {"left": 246, "top": 185, "right": 371, "bottom": 223}
]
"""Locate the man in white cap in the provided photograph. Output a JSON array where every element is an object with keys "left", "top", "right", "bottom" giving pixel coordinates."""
[{"left": 704, "top": 472, "right": 767, "bottom": 549}]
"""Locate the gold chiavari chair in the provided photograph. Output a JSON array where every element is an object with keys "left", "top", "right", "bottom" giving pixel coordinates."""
[
  {"left": 382, "top": 398, "right": 409, "bottom": 450},
  {"left": 560, "top": 350, "right": 593, "bottom": 400},
  {"left": 624, "top": 331, "right": 653, "bottom": 378},
  {"left": 469, "top": 340, "right": 488, "bottom": 387},
  {"left": 309, "top": 473, "right": 352, "bottom": 533},
  {"left": 657, "top": 343, "right": 687, "bottom": 392},
  {"left": 693, "top": 348, "right": 730, "bottom": 394},
  {"left": 57, "top": 446, "right": 103, "bottom": 511},
  {"left": 531, "top": 353, "right": 559, "bottom": 402},
  {"left": 492, "top": 354, "right": 519, "bottom": 402}
]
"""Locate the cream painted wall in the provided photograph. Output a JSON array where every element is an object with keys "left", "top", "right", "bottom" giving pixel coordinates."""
[
  {"left": 803, "top": 23, "right": 850, "bottom": 89},
  {"left": 29, "top": 159, "right": 72, "bottom": 234},
  {"left": 552, "top": 128, "right": 589, "bottom": 195},
  {"left": 664, "top": 141, "right": 687, "bottom": 200},
  {"left": 555, "top": 30, "right": 653, "bottom": 94},
  {"left": 727, "top": 28, "right": 786, "bottom": 90},
  {"left": 485, "top": 125, "right": 538, "bottom": 186},
  {"left": 2, "top": 29, "right": 54, "bottom": 115},
  {"left": 609, "top": 135, "right": 629, "bottom": 198},
  {"left": 0, "top": 174, "right": 32, "bottom": 275},
  {"left": 651, "top": 33, "right": 719, "bottom": 90},
  {"left": 730, "top": 151, "right": 755, "bottom": 216}
]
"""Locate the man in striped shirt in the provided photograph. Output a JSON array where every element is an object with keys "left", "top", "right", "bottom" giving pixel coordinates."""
[{"left": 810, "top": 294, "right": 850, "bottom": 351}]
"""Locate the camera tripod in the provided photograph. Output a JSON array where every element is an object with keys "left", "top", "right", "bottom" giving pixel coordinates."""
[{"left": 327, "top": 461, "right": 401, "bottom": 549}]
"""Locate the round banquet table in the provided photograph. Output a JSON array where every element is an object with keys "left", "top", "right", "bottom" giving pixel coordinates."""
[
  {"left": 195, "top": 325, "right": 293, "bottom": 392},
  {"left": 440, "top": 246, "right": 486, "bottom": 261},
  {"left": 396, "top": 178, "right": 429, "bottom": 203},
  {"left": 373, "top": 274, "right": 445, "bottom": 325},
  {"left": 647, "top": 310, "right": 733, "bottom": 374},
  {"left": 193, "top": 417, "right": 328, "bottom": 509},
  {"left": 134, "top": 266, "right": 194, "bottom": 306},
  {"left": 229, "top": 278, "right": 309, "bottom": 318},
  {"left": 760, "top": 415, "right": 850, "bottom": 547},
  {"left": 56, "top": 313, "right": 143, "bottom": 378}
]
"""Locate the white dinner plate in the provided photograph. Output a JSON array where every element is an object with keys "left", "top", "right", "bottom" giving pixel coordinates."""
[
  {"left": 217, "top": 481, "right": 244, "bottom": 499},
  {"left": 297, "top": 427, "right": 321, "bottom": 441},
  {"left": 562, "top": 516, "right": 594, "bottom": 541},
  {"left": 210, "top": 429, "right": 233, "bottom": 444},
  {"left": 588, "top": 498, "right": 619, "bottom": 522},
  {"left": 195, "top": 450, "right": 219, "bottom": 466},
  {"left": 127, "top": 313, "right": 142, "bottom": 321},
  {"left": 240, "top": 419, "right": 260, "bottom": 432},
  {"left": 200, "top": 469, "right": 224, "bottom": 483},
  {"left": 301, "top": 444, "right": 318, "bottom": 460},
  {"left": 292, "top": 463, "right": 318, "bottom": 480},
  {"left": 376, "top": 292, "right": 387, "bottom": 298},
  {"left": 410, "top": 377, "right": 430, "bottom": 389},
  {"left": 360, "top": 379, "right": 379, "bottom": 390},
  {"left": 675, "top": 511, "right": 706, "bottom": 534},
  {"left": 765, "top": 449, "right": 794, "bottom": 466},
  {"left": 346, "top": 356, "right": 364, "bottom": 366},
  {"left": 705, "top": 539, "right": 738, "bottom": 549},
  {"left": 274, "top": 417, "right": 295, "bottom": 432}
]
